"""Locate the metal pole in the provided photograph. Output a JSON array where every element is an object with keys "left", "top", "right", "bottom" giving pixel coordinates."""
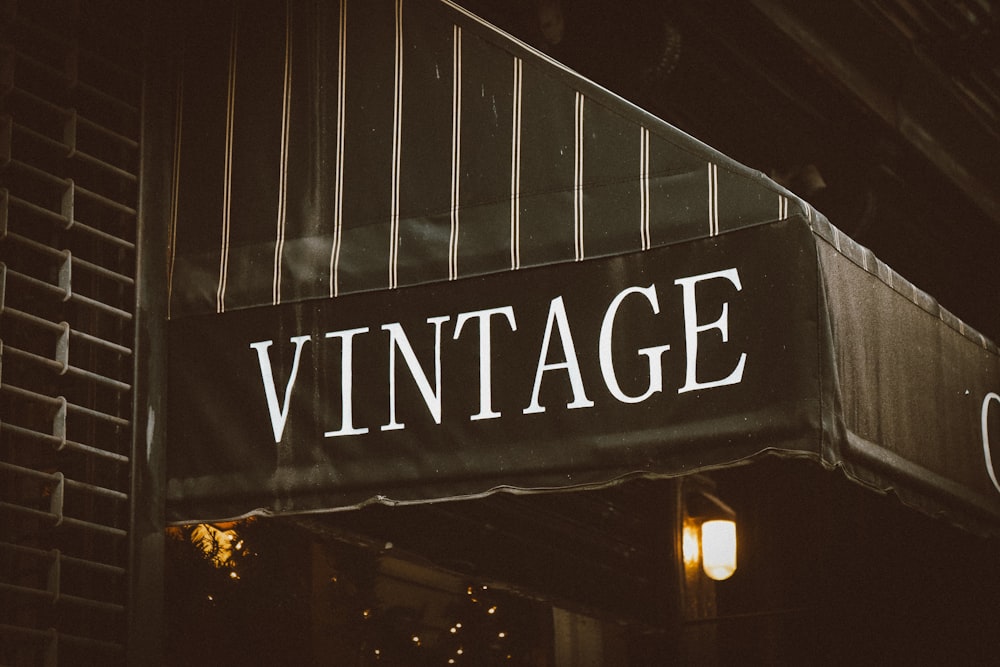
[{"left": 128, "top": 2, "right": 177, "bottom": 663}]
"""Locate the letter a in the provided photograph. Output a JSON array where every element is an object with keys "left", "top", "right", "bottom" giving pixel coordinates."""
[
  {"left": 524, "top": 296, "right": 595, "bottom": 414},
  {"left": 250, "top": 335, "right": 311, "bottom": 443}
]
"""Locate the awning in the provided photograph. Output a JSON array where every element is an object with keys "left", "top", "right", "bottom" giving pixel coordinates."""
[{"left": 165, "top": 0, "right": 1000, "bottom": 534}]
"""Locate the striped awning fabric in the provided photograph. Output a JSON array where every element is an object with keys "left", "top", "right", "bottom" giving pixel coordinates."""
[
  {"left": 165, "top": 0, "right": 1000, "bottom": 536},
  {"left": 166, "top": 0, "right": 801, "bottom": 320}
]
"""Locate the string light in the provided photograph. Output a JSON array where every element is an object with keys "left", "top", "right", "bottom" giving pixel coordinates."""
[{"left": 323, "top": 581, "right": 534, "bottom": 662}]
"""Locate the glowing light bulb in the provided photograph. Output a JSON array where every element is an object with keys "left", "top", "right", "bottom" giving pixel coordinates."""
[{"left": 701, "top": 519, "right": 737, "bottom": 580}]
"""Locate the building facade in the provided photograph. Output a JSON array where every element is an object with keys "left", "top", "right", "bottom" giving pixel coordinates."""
[{"left": 2, "top": 1, "right": 999, "bottom": 664}]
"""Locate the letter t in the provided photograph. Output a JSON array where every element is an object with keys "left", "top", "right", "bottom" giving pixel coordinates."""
[{"left": 454, "top": 306, "right": 518, "bottom": 420}]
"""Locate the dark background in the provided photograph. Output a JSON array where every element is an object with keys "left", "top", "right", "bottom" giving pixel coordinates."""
[{"left": 459, "top": 0, "right": 1000, "bottom": 344}]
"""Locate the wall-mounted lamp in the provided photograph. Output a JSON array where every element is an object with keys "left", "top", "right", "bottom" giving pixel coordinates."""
[
  {"left": 683, "top": 478, "right": 738, "bottom": 581},
  {"left": 700, "top": 519, "right": 737, "bottom": 581}
]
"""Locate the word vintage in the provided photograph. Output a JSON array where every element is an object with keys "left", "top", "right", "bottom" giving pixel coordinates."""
[{"left": 250, "top": 268, "right": 748, "bottom": 444}]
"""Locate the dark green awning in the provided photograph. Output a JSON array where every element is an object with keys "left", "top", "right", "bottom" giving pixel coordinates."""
[{"left": 165, "top": 0, "right": 1000, "bottom": 535}]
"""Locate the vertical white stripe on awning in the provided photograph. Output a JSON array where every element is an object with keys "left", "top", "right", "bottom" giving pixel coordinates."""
[
  {"left": 217, "top": 6, "right": 238, "bottom": 313},
  {"left": 640, "top": 126, "right": 650, "bottom": 251},
  {"left": 574, "top": 91, "right": 584, "bottom": 261},
  {"left": 510, "top": 56, "right": 523, "bottom": 270},
  {"left": 449, "top": 25, "right": 462, "bottom": 281},
  {"left": 329, "top": 0, "right": 347, "bottom": 298},
  {"left": 167, "top": 67, "right": 184, "bottom": 318},
  {"left": 273, "top": 2, "right": 293, "bottom": 305},
  {"left": 389, "top": 0, "right": 403, "bottom": 289},
  {"left": 707, "top": 162, "right": 719, "bottom": 237}
]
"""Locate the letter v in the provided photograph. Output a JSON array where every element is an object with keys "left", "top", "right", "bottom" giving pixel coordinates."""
[{"left": 250, "top": 335, "right": 311, "bottom": 443}]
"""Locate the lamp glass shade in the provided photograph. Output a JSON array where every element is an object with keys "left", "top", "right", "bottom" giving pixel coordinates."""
[{"left": 701, "top": 519, "right": 737, "bottom": 580}]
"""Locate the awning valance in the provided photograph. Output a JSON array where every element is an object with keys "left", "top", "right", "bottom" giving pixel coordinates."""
[{"left": 165, "top": 0, "right": 1000, "bottom": 534}]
